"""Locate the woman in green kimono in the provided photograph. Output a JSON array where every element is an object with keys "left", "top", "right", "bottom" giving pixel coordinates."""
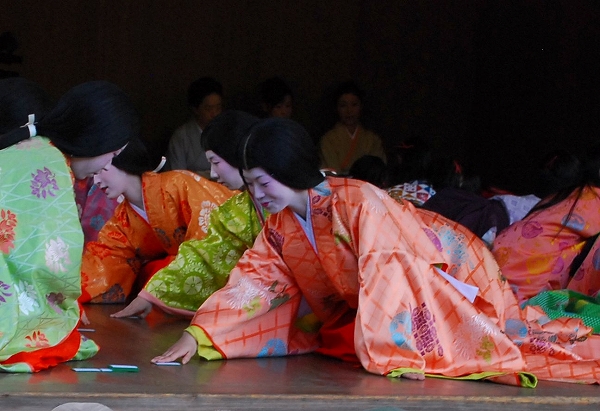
[
  {"left": 0, "top": 78, "right": 139, "bottom": 372},
  {"left": 110, "top": 110, "right": 267, "bottom": 318}
]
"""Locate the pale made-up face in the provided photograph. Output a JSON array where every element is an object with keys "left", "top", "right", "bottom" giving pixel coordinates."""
[
  {"left": 242, "top": 167, "right": 306, "bottom": 216},
  {"left": 70, "top": 151, "right": 118, "bottom": 180},
  {"left": 93, "top": 162, "right": 130, "bottom": 200},
  {"left": 194, "top": 93, "right": 223, "bottom": 129},
  {"left": 206, "top": 150, "right": 243, "bottom": 190},
  {"left": 269, "top": 95, "right": 293, "bottom": 119},
  {"left": 336, "top": 93, "right": 362, "bottom": 128}
]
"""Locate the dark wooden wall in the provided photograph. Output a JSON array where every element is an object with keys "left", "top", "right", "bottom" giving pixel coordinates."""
[{"left": 3, "top": 0, "right": 600, "bottom": 193}]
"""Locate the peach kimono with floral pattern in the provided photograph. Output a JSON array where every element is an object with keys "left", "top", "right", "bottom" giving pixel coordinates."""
[
  {"left": 80, "top": 170, "right": 234, "bottom": 303},
  {"left": 185, "top": 177, "right": 600, "bottom": 385}
]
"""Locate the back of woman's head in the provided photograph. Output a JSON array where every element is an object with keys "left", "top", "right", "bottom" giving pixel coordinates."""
[
  {"left": 534, "top": 149, "right": 582, "bottom": 198},
  {"left": 111, "top": 136, "right": 164, "bottom": 176},
  {"left": 389, "top": 137, "right": 432, "bottom": 185},
  {"left": 260, "top": 77, "right": 293, "bottom": 108},
  {"left": 581, "top": 143, "right": 600, "bottom": 188},
  {"left": 242, "top": 118, "right": 324, "bottom": 189},
  {"left": 0, "top": 77, "right": 53, "bottom": 147},
  {"left": 37, "top": 81, "right": 139, "bottom": 157},
  {"left": 349, "top": 155, "right": 388, "bottom": 188},
  {"left": 201, "top": 110, "right": 258, "bottom": 168}
]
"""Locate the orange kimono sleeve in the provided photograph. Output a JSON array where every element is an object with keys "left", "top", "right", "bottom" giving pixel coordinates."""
[{"left": 188, "top": 220, "right": 317, "bottom": 359}]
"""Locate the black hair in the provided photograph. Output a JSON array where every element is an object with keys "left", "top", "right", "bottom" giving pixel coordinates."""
[
  {"left": 527, "top": 143, "right": 600, "bottom": 218},
  {"left": 333, "top": 80, "right": 365, "bottom": 105},
  {"left": 349, "top": 155, "right": 388, "bottom": 188},
  {"left": 0, "top": 77, "right": 53, "bottom": 148},
  {"left": 200, "top": 110, "right": 259, "bottom": 169},
  {"left": 242, "top": 118, "right": 324, "bottom": 190},
  {"left": 1, "top": 80, "right": 139, "bottom": 157},
  {"left": 533, "top": 149, "right": 582, "bottom": 199},
  {"left": 260, "top": 77, "right": 293, "bottom": 109},
  {"left": 111, "top": 136, "right": 164, "bottom": 176},
  {"left": 388, "top": 137, "right": 433, "bottom": 186},
  {"left": 187, "top": 77, "right": 223, "bottom": 108}
]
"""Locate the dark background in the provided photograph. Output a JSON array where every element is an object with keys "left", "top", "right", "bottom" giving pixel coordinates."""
[{"left": 3, "top": 0, "right": 600, "bottom": 194}]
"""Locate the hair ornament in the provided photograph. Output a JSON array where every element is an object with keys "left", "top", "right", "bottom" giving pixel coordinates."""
[{"left": 20, "top": 114, "right": 37, "bottom": 137}]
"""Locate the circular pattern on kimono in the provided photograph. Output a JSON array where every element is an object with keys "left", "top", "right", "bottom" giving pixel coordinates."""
[
  {"left": 562, "top": 213, "right": 585, "bottom": 231},
  {"left": 390, "top": 311, "right": 413, "bottom": 349},
  {"left": 146, "top": 279, "right": 168, "bottom": 297},
  {"left": 258, "top": 338, "right": 287, "bottom": 357},
  {"left": 504, "top": 318, "right": 528, "bottom": 343},
  {"left": 183, "top": 276, "right": 203, "bottom": 294}
]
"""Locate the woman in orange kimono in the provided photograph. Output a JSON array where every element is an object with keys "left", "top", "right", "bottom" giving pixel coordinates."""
[
  {"left": 493, "top": 146, "right": 600, "bottom": 304},
  {"left": 80, "top": 137, "right": 234, "bottom": 303},
  {"left": 153, "top": 118, "right": 600, "bottom": 385}
]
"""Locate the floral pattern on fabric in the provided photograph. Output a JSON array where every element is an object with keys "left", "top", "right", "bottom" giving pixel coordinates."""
[
  {"left": 1, "top": 137, "right": 98, "bottom": 372},
  {"left": 81, "top": 171, "right": 234, "bottom": 303},
  {"left": 0, "top": 209, "right": 17, "bottom": 254},
  {"left": 141, "top": 191, "right": 267, "bottom": 314}
]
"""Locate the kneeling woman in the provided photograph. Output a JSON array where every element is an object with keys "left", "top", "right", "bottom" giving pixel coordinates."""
[
  {"left": 80, "top": 136, "right": 234, "bottom": 303},
  {"left": 154, "top": 118, "right": 600, "bottom": 385}
]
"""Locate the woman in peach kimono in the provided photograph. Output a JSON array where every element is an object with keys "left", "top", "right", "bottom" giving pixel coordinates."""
[
  {"left": 154, "top": 118, "right": 600, "bottom": 385},
  {"left": 80, "top": 137, "right": 234, "bottom": 303}
]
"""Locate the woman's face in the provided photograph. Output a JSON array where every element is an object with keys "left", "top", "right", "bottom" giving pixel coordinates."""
[
  {"left": 269, "top": 95, "right": 293, "bottom": 119},
  {"left": 206, "top": 150, "right": 243, "bottom": 190},
  {"left": 336, "top": 93, "right": 362, "bottom": 128},
  {"left": 93, "top": 162, "right": 129, "bottom": 200},
  {"left": 242, "top": 167, "right": 303, "bottom": 214}
]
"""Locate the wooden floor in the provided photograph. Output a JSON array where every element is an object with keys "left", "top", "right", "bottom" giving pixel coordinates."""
[{"left": 1, "top": 305, "right": 599, "bottom": 411}]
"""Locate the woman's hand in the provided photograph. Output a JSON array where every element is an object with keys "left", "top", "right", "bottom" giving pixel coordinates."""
[
  {"left": 151, "top": 332, "right": 198, "bottom": 365},
  {"left": 110, "top": 296, "right": 152, "bottom": 319}
]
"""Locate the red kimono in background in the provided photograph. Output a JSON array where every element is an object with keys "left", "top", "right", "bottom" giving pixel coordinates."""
[
  {"left": 80, "top": 170, "right": 235, "bottom": 303},
  {"left": 188, "top": 177, "right": 600, "bottom": 385}
]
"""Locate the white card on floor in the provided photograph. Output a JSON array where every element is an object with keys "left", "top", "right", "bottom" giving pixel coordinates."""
[{"left": 72, "top": 367, "right": 113, "bottom": 372}]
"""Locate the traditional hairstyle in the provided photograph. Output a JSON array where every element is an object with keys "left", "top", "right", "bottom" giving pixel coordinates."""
[
  {"left": 242, "top": 118, "right": 324, "bottom": 190},
  {"left": 111, "top": 136, "right": 165, "bottom": 176},
  {"left": 187, "top": 77, "right": 223, "bottom": 108},
  {"left": 200, "top": 110, "right": 259, "bottom": 169},
  {"left": 260, "top": 77, "right": 293, "bottom": 109},
  {"left": 349, "top": 155, "right": 388, "bottom": 188},
  {"left": 333, "top": 80, "right": 365, "bottom": 104},
  {"left": 0, "top": 77, "right": 53, "bottom": 148},
  {"left": 37, "top": 81, "right": 139, "bottom": 157}
]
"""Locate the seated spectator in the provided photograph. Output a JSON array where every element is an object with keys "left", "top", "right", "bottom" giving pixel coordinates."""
[
  {"left": 260, "top": 76, "right": 293, "bottom": 118},
  {"left": 319, "top": 81, "right": 386, "bottom": 175},
  {"left": 165, "top": 77, "right": 223, "bottom": 177}
]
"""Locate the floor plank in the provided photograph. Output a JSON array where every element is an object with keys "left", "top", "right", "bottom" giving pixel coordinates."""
[{"left": 1, "top": 305, "right": 598, "bottom": 410}]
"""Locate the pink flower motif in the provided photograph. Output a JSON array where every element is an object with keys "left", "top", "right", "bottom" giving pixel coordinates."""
[
  {"left": 30, "top": 167, "right": 59, "bottom": 199},
  {"left": 25, "top": 330, "right": 50, "bottom": 348},
  {"left": 0, "top": 209, "right": 17, "bottom": 254}
]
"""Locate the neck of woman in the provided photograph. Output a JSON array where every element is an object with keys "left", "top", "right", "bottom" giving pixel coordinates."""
[{"left": 125, "top": 175, "right": 144, "bottom": 210}]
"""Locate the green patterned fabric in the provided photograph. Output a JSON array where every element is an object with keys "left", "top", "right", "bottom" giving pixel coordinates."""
[
  {"left": 524, "top": 289, "right": 600, "bottom": 333},
  {"left": 0, "top": 137, "right": 98, "bottom": 372},
  {"left": 144, "top": 191, "right": 266, "bottom": 312}
]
